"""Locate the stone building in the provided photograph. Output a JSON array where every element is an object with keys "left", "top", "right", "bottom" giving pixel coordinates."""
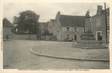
[
  {"left": 54, "top": 11, "right": 85, "bottom": 41},
  {"left": 92, "top": 5, "right": 109, "bottom": 43},
  {"left": 3, "top": 18, "right": 13, "bottom": 40},
  {"left": 48, "top": 4, "right": 109, "bottom": 48},
  {"left": 39, "top": 22, "right": 48, "bottom": 40},
  {"left": 39, "top": 4, "right": 109, "bottom": 48},
  {"left": 75, "top": 5, "right": 109, "bottom": 48},
  {"left": 47, "top": 19, "right": 57, "bottom": 40},
  {"left": 85, "top": 5, "right": 109, "bottom": 42},
  {"left": 39, "top": 22, "right": 54, "bottom": 40}
]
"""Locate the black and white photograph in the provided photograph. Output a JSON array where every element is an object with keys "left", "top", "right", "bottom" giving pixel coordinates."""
[{"left": 3, "top": 1, "right": 110, "bottom": 70}]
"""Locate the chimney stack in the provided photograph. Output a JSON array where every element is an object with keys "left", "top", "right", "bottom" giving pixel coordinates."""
[{"left": 97, "top": 5, "right": 103, "bottom": 15}]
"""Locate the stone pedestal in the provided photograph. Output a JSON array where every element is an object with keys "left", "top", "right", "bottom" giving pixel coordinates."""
[
  {"left": 73, "top": 31, "right": 107, "bottom": 49},
  {"left": 73, "top": 40, "right": 107, "bottom": 49},
  {"left": 80, "top": 31, "right": 95, "bottom": 40}
]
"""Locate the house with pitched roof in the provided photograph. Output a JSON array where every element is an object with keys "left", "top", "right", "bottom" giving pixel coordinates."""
[{"left": 54, "top": 11, "right": 85, "bottom": 41}]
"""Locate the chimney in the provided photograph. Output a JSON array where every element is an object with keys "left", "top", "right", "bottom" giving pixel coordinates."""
[
  {"left": 85, "top": 10, "right": 90, "bottom": 18},
  {"left": 97, "top": 5, "right": 103, "bottom": 15},
  {"left": 57, "top": 11, "right": 61, "bottom": 15},
  {"left": 56, "top": 11, "right": 61, "bottom": 20}
]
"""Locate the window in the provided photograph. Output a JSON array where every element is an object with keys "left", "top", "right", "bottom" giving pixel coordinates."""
[{"left": 67, "top": 27, "right": 69, "bottom": 31}]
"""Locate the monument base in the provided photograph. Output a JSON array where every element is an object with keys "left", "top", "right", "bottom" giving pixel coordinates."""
[{"left": 73, "top": 40, "right": 107, "bottom": 49}]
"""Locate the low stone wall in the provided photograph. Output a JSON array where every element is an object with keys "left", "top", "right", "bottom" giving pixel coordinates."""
[
  {"left": 13, "top": 34, "right": 37, "bottom": 40},
  {"left": 40, "top": 35, "right": 57, "bottom": 41}
]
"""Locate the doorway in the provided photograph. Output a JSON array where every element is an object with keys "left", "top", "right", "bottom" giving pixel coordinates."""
[
  {"left": 74, "top": 35, "right": 77, "bottom": 41},
  {"left": 96, "top": 31, "right": 102, "bottom": 41}
]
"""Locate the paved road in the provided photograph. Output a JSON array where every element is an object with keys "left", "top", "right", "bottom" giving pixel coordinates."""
[{"left": 3, "top": 40, "right": 109, "bottom": 70}]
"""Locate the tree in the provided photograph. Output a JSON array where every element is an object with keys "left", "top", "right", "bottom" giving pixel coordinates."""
[{"left": 15, "top": 10, "right": 40, "bottom": 34}]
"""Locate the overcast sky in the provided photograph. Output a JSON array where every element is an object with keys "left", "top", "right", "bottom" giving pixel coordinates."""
[{"left": 3, "top": 2, "right": 107, "bottom": 23}]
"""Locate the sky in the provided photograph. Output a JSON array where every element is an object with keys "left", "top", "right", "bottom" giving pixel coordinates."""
[{"left": 3, "top": 1, "right": 108, "bottom": 23}]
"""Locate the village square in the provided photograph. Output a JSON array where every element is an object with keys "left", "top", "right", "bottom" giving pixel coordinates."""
[{"left": 3, "top": 3, "right": 110, "bottom": 69}]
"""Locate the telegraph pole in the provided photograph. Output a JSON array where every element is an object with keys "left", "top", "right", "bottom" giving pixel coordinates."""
[{"left": 104, "top": 3, "right": 107, "bottom": 44}]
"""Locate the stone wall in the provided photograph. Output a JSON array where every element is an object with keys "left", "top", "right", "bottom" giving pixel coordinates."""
[{"left": 13, "top": 34, "right": 37, "bottom": 40}]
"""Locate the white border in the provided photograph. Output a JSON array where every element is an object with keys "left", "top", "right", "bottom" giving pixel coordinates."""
[{"left": 1, "top": 0, "right": 112, "bottom": 71}]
